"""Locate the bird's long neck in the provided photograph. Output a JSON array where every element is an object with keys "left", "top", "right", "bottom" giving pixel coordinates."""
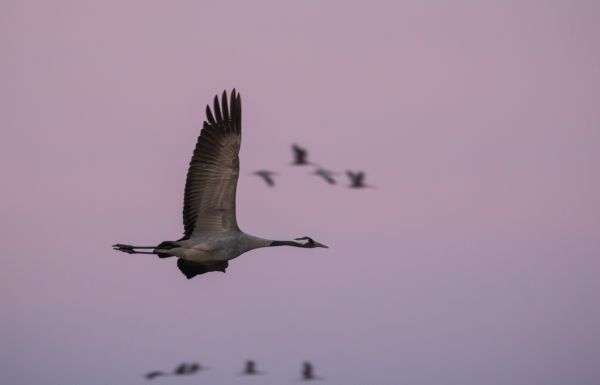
[
  {"left": 242, "top": 235, "right": 294, "bottom": 250},
  {"left": 270, "top": 240, "right": 304, "bottom": 247},
  {"left": 242, "top": 234, "right": 306, "bottom": 251}
]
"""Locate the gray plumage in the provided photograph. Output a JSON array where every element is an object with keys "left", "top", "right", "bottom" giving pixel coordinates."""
[{"left": 113, "top": 90, "right": 328, "bottom": 279}]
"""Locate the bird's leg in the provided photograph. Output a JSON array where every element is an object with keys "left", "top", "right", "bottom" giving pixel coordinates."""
[{"left": 112, "top": 244, "right": 157, "bottom": 254}]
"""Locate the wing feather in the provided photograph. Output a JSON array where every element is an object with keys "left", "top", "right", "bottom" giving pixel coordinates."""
[{"left": 180, "top": 90, "right": 242, "bottom": 239}]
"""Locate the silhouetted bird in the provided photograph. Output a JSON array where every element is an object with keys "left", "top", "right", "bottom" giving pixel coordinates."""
[
  {"left": 292, "top": 144, "right": 312, "bottom": 165},
  {"left": 346, "top": 170, "right": 372, "bottom": 188},
  {"left": 144, "top": 371, "right": 166, "bottom": 380},
  {"left": 173, "top": 363, "right": 189, "bottom": 375},
  {"left": 302, "top": 361, "right": 322, "bottom": 380},
  {"left": 241, "top": 360, "right": 264, "bottom": 375},
  {"left": 187, "top": 362, "right": 207, "bottom": 374},
  {"left": 113, "top": 90, "right": 328, "bottom": 279},
  {"left": 172, "top": 362, "right": 206, "bottom": 375},
  {"left": 253, "top": 170, "right": 277, "bottom": 187},
  {"left": 313, "top": 168, "right": 337, "bottom": 184}
]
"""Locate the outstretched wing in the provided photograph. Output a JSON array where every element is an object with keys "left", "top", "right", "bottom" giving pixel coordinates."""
[
  {"left": 262, "top": 172, "right": 275, "bottom": 187},
  {"left": 181, "top": 90, "right": 242, "bottom": 239},
  {"left": 323, "top": 174, "right": 336, "bottom": 184}
]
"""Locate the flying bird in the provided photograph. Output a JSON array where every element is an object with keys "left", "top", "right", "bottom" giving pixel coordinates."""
[
  {"left": 253, "top": 170, "right": 277, "bottom": 187},
  {"left": 173, "top": 363, "right": 189, "bottom": 375},
  {"left": 113, "top": 90, "right": 328, "bottom": 279},
  {"left": 172, "top": 362, "right": 205, "bottom": 375},
  {"left": 187, "top": 362, "right": 206, "bottom": 374},
  {"left": 346, "top": 170, "right": 372, "bottom": 188},
  {"left": 241, "top": 360, "right": 264, "bottom": 375},
  {"left": 292, "top": 144, "right": 312, "bottom": 165},
  {"left": 144, "top": 371, "right": 166, "bottom": 380},
  {"left": 312, "top": 168, "right": 337, "bottom": 185},
  {"left": 301, "top": 361, "right": 322, "bottom": 381}
]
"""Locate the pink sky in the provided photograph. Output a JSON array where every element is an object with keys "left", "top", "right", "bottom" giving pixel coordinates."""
[{"left": 1, "top": 1, "right": 599, "bottom": 384}]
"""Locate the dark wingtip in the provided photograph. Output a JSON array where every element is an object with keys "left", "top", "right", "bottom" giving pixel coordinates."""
[
  {"left": 204, "top": 89, "right": 240, "bottom": 129},
  {"left": 213, "top": 94, "right": 223, "bottom": 122},
  {"left": 234, "top": 89, "right": 241, "bottom": 129},
  {"left": 206, "top": 104, "right": 215, "bottom": 124},
  {"left": 222, "top": 90, "right": 230, "bottom": 121}
]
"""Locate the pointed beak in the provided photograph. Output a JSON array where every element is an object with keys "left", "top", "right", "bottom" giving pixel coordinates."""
[{"left": 314, "top": 241, "right": 329, "bottom": 248}]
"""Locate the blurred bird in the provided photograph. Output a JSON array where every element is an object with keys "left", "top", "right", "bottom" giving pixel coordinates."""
[
  {"left": 113, "top": 90, "right": 328, "bottom": 279},
  {"left": 301, "top": 361, "right": 322, "bottom": 381},
  {"left": 312, "top": 168, "right": 337, "bottom": 185},
  {"left": 253, "top": 170, "right": 277, "bottom": 187},
  {"left": 172, "top": 362, "right": 205, "bottom": 375},
  {"left": 241, "top": 360, "right": 264, "bottom": 375},
  {"left": 292, "top": 144, "right": 312, "bottom": 165},
  {"left": 144, "top": 371, "right": 166, "bottom": 380},
  {"left": 346, "top": 170, "right": 372, "bottom": 188},
  {"left": 173, "top": 363, "right": 189, "bottom": 375},
  {"left": 187, "top": 362, "right": 207, "bottom": 374}
]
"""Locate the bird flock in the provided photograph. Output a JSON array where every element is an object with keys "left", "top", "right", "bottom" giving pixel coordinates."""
[
  {"left": 253, "top": 143, "right": 373, "bottom": 188},
  {"left": 144, "top": 360, "right": 322, "bottom": 381}
]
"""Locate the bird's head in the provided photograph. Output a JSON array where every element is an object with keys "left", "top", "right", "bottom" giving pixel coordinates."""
[{"left": 293, "top": 236, "right": 328, "bottom": 248}]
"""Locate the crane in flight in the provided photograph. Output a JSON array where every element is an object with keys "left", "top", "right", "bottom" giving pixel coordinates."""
[{"left": 113, "top": 90, "right": 327, "bottom": 279}]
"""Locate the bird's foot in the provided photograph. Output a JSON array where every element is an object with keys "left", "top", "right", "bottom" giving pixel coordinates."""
[{"left": 112, "top": 244, "right": 136, "bottom": 253}]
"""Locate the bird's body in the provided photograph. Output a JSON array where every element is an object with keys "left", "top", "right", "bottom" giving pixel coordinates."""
[
  {"left": 113, "top": 90, "right": 327, "bottom": 279},
  {"left": 156, "top": 233, "right": 268, "bottom": 262}
]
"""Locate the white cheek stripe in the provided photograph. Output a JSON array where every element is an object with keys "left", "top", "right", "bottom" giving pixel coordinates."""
[{"left": 294, "top": 239, "right": 309, "bottom": 245}]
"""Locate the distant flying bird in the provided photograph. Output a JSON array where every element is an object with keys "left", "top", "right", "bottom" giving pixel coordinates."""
[
  {"left": 301, "top": 361, "right": 322, "bottom": 381},
  {"left": 346, "top": 170, "right": 372, "bottom": 188},
  {"left": 312, "top": 168, "right": 337, "bottom": 185},
  {"left": 113, "top": 90, "right": 328, "bottom": 279},
  {"left": 173, "top": 363, "right": 189, "bottom": 375},
  {"left": 172, "top": 362, "right": 205, "bottom": 375},
  {"left": 292, "top": 144, "right": 312, "bottom": 165},
  {"left": 187, "top": 362, "right": 206, "bottom": 374},
  {"left": 241, "top": 360, "right": 264, "bottom": 375},
  {"left": 144, "top": 371, "right": 166, "bottom": 380},
  {"left": 253, "top": 170, "right": 277, "bottom": 187}
]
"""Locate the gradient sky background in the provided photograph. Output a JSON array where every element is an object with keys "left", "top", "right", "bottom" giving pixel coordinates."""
[{"left": 1, "top": 1, "right": 599, "bottom": 384}]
